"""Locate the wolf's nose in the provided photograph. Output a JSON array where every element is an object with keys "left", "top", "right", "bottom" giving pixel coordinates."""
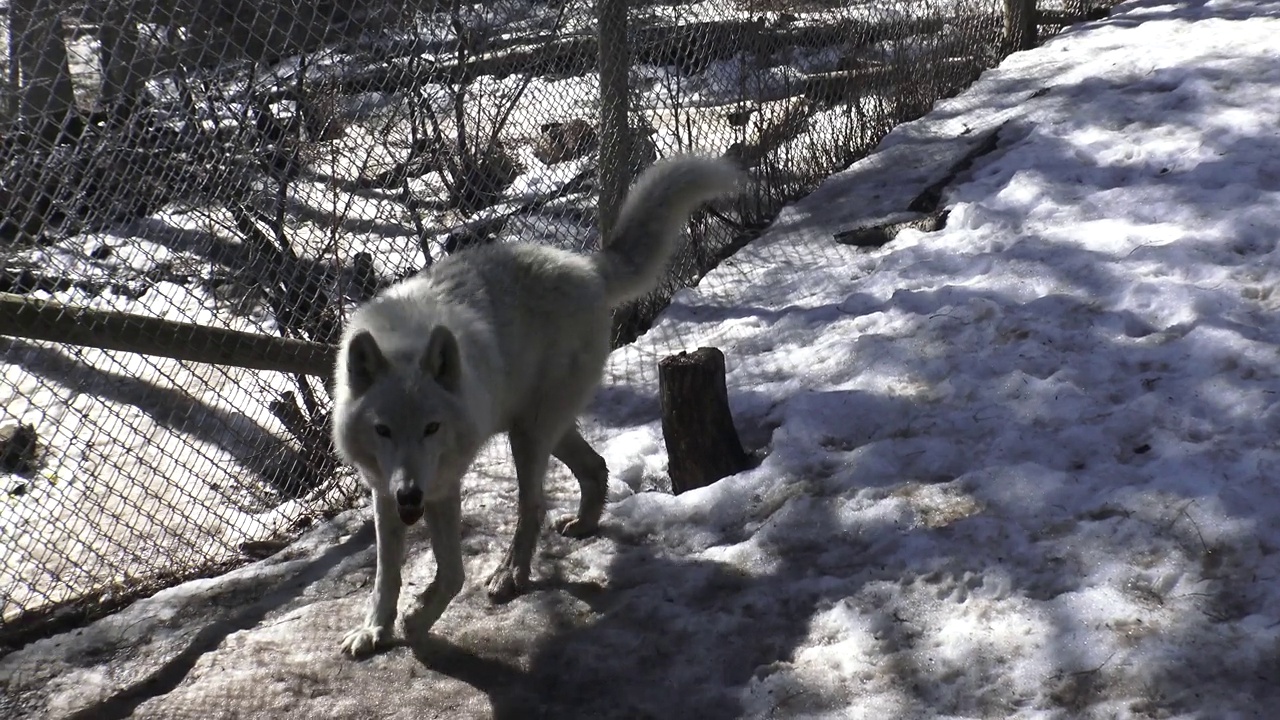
[{"left": 396, "top": 486, "right": 423, "bottom": 507}]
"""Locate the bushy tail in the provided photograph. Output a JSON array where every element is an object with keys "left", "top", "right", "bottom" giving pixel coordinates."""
[{"left": 594, "top": 155, "right": 741, "bottom": 305}]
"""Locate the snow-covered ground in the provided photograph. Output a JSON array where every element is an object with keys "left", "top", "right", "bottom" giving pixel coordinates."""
[
  {"left": 583, "top": 0, "right": 1280, "bottom": 714},
  {"left": 0, "top": 271, "right": 334, "bottom": 623},
  {"left": 8, "top": 0, "right": 1280, "bottom": 717}
]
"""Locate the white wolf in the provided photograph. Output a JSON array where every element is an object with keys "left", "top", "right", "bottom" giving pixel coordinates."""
[{"left": 332, "top": 155, "right": 740, "bottom": 656}]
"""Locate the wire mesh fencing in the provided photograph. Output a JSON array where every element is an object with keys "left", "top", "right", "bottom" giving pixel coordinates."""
[{"left": 0, "top": 0, "right": 1097, "bottom": 649}]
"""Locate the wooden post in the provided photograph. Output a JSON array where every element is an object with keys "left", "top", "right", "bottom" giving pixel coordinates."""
[{"left": 659, "top": 347, "right": 750, "bottom": 494}]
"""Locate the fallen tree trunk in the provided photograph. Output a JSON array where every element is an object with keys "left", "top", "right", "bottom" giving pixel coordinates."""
[
  {"left": 0, "top": 292, "right": 337, "bottom": 378},
  {"left": 308, "top": 15, "right": 950, "bottom": 100},
  {"left": 805, "top": 56, "right": 985, "bottom": 105},
  {"left": 834, "top": 210, "right": 949, "bottom": 247}
]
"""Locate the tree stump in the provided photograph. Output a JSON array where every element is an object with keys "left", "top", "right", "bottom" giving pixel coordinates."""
[{"left": 659, "top": 347, "right": 750, "bottom": 494}]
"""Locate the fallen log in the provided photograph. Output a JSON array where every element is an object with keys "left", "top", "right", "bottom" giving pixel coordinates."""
[
  {"left": 307, "top": 15, "right": 950, "bottom": 99},
  {"left": 0, "top": 292, "right": 337, "bottom": 378}
]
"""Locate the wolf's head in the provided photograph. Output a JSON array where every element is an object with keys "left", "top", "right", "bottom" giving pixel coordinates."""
[{"left": 334, "top": 325, "right": 467, "bottom": 525}]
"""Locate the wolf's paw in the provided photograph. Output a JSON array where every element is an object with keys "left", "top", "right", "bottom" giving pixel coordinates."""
[
  {"left": 340, "top": 624, "right": 390, "bottom": 658},
  {"left": 401, "top": 605, "right": 441, "bottom": 640},
  {"left": 553, "top": 514, "right": 599, "bottom": 539},
  {"left": 484, "top": 564, "right": 530, "bottom": 604}
]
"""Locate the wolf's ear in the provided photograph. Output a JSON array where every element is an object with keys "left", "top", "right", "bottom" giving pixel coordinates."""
[
  {"left": 421, "top": 325, "right": 461, "bottom": 392},
  {"left": 346, "top": 330, "right": 388, "bottom": 396}
]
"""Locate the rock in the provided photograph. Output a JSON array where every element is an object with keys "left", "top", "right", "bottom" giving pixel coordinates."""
[
  {"left": 0, "top": 420, "right": 38, "bottom": 474},
  {"left": 533, "top": 118, "right": 599, "bottom": 165}
]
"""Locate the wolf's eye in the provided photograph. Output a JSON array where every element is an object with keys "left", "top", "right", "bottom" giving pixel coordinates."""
[
  {"left": 423, "top": 422, "right": 441, "bottom": 437},
  {"left": 374, "top": 424, "right": 392, "bottom": 438}
]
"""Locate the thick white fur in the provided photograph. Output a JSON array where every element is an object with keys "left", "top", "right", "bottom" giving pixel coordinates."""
[{"left": 332, "top": 156, "right": 740, "bottom": 656}]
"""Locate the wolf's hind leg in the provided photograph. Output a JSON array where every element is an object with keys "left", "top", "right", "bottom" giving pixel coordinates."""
[
  {"left": 485, "top": 426, "right": 553, "bottom": 602},
  {"left": 551, "top": 426, "right": 608, "bottom": 538}
]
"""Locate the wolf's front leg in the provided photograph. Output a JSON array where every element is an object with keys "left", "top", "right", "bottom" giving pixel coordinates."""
[
  {"left": 341, "top": 492, "right": 406, "bottom": 657},
  {"left": 402, "top": 494, "right": 464, "bottom": 639}
]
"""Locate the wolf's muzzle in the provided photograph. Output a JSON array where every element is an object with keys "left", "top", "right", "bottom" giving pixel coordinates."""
[
  {"left": 397, "top": 505, "right": 425, "bottom": 525},
  {"left": 395, "top": 486, "right": 425, "bottom": 525}
]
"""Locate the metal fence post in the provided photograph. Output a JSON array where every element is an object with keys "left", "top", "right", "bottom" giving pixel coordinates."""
[
  {"left": 1005, "top": 0, "right": 1039, "bottom": 51},
  {"left": 596, "top": 0, "right": 631, "bottom": 239}
]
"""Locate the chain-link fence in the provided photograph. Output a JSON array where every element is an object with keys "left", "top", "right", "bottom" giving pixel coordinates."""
[{"left": 0, "top": 0, "right": 1093, "bottom": 649}]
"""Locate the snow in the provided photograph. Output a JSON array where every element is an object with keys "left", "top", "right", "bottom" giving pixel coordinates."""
[
  {"left": 0, "top": 271, "right": 328, "bottom": 620},
  {"left": 7, "top": 0, "right": 1280, "bottom": 716},
  {"left": 578, "top": 0, "right": 1280, "bottom": 714}
]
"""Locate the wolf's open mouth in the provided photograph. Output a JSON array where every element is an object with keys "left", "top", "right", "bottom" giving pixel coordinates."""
[{"left": 398, "top": 506, "right": 425, "bottom": 525}]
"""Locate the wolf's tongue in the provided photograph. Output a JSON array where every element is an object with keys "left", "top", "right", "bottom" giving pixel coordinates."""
[{"left": 398, "top": 506, "right": 424, "bottom": 525}]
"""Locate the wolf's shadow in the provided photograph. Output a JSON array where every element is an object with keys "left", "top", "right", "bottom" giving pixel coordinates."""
[{"left": 404, "top": 505, "right": 850, "bottom": 720}]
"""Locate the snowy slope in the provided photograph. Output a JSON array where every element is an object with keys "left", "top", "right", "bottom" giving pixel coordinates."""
[{"left": 574, "top": 0, "right": 1280, "bottom": 715}]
